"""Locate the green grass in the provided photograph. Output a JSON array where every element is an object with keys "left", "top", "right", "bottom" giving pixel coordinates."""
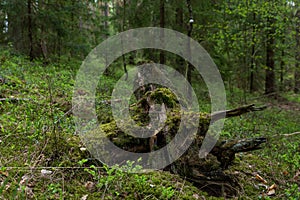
[
  {"left": 0, "top": 51, "right": 299, "bottom": 199},
  {"left": 222, "top": 91, "right": 300, "bottom": 199}
]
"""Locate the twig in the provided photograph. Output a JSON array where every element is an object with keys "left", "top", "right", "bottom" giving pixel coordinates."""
[
  {"left": 282, "top": 132, "right": 300, "bottom": 137},
  {"left": 0, "top": 98, "right": 31, "bottom": 102},
  {"left": 270, "top": 132, "right": 300, "bottom": 138}
]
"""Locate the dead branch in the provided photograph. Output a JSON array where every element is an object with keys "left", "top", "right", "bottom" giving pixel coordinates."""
[
  {"left": 270, "top": 131, "right": 300, "bottom": 138},
  {"left": 0, "top": 98, "right": 31, "bottom": 103},
  {"left": 282, "top": 132, "right": 300, "bottom": 137},
  {"left": 210, "top": 104, "right": 267, "bottom": 123}
]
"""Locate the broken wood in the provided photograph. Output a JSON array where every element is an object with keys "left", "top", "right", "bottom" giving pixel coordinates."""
[
  {"left": 85, "top": 88, "right": 268, "bottom": 197},
  {"left": 0, "top": 98, "right": 31, "bottom": 103},
  {"left": 92, "top": 88, "right": 267, "bottom": 169},
  {"left": 211, "top": 104, "right": 267, "bottom": 123}
]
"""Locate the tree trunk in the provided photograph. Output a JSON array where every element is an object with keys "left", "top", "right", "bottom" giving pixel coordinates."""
[
  {"left": 250, "top": 12, "right": 256, "bottom": 93},
  {"left": 121, "top": 0, "right": 127, "bottom": 80},
  {"left": 175, "top": 5, "right": 185, "bottom": 75},
  {"left": 104, "top": 1, "right": 109, "bottom": 31},
  {"left": 39, "top": 0, "right": 48, "bottom": 61},
  {"left": 294, "top": 9, "right": 300, "bottom": 94},
  {"left": 280, "top": 39, "right": 285, "bottom": 91},
  {"left": 265, "top": 18, "right": 276, "bottom": 94},
  {"left": 27, "top": 0, "right": 34, "bottom": 61},
  {"left": 186, "top": 0, "right": 193, "bottom": 99},
  {"left": 159, "top": 0, "right": 165, "bottom": 65}
]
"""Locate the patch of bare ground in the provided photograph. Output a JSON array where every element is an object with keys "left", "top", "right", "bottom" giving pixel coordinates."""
[{"left": 265, "top": 94, "right": 300, "bottom": 111}]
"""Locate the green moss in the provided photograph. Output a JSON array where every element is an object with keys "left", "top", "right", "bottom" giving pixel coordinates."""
[
  {"left": 1, "top": 55, "right": 299, "bottom": 199},
  {"left": 147, "top": 87, "right": 181, "bottom": 109}
]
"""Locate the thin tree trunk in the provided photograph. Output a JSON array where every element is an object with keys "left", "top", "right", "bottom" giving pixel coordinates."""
[
  {"left": 280, "top": 39, "right": 285, "bottom": 91},
  {"left": 175, "top": 7, "right": 183, "bottom": 31},
  {"left": 250, "top": 12, "right": 256, "bottom": 93},
  {"left": 39, "top": 0, "right": 48, "bottom": 61},
  {"left": 121, "top": 0, "right": 127, "bottom": 80},
  {"left": 186, "top": 0, "right": 193, "bottom": 99},
  {"left": 265, "top": 18, "right": 276, "bottom": 94},
  {"left": 104, "top": 1, "right": 109, "bottom": 30},
  {"left": 27, "top": 0, "right": 34, "bottom": 61},
  {"left": 159, "top": 0, "right": 165, "bottom": 65},
  {"left": 294, "top": 10, "right": 300, "bottom": 94},
  {"left": 175, "top": 5, "right": 185, "bottom": 75}
]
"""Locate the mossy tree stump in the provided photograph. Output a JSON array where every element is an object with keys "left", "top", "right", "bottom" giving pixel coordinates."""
[{"left": 90, "top": 88, "right": 267, "bottom": 197}]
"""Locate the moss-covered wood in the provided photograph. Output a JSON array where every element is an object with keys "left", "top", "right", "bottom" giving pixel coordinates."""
[{"left": 92, "top": 88, "right": 267, "bottom": 195}]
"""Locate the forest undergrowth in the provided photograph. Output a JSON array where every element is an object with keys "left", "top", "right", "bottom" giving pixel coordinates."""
[{"left": 0, "top": 53, "right": 299, "bottom": 199}]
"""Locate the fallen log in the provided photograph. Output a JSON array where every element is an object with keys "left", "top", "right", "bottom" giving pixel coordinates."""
[{"left": 81, "top": 88, "right": 267, "bottom": 196}]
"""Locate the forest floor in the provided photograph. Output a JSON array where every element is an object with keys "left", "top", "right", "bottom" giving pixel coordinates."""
[{"left": 0, "top": 55, "right": 299, "bottom": 199}]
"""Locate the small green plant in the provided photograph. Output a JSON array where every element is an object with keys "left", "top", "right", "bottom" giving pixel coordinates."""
[
  {"left": 78, "top": 158, "right": 89, "bottom": 166},
  {"left": 0, "top": 177, "right": 9, "bottom": 196},
  {"left": 160, "top": 186, "right": 175, "bottom": 199},
  {"left": 82, "top": 159, "right": 180, "bottom": 199},
  {"left": 284, "top": 183, "right": 300, "bottom": 200},
  {"left": 84, "top": 165, "right": 99, "bottom": 180},
  {"left": 47, "top": 183, "right": 63, "bottom": 200}
]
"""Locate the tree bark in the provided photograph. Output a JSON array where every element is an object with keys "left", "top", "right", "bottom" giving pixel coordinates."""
[
  {"left": 265, "top": 17, "right": 276, "bottom": 94},
  {"left": 294, "top": 9, "right": 300, "bottom": 94},
  {"left": 82, "top": 88, "right": 268, "bottom": 197},
  {"left": 280, "top": 39, "right": 285, "bottom": 91},
  {"left": 159, "top": 0, "right": 165, "bottom": 65},
  {"left": 94, "top": 88, "right": 267, "bottom": 170},
  {"left": 210, "top": 104, "right": 267, "bottom": 123},
  {"left": 250, "top": 12, "right": 256, "bottom": 93},
  {"left": 27, "top": 0, "right": 34, "bottom": 61},
  {"left": 175, "top": 5, "right": 185, "bottom": 75},
  {"left": 121, "top": 0, "right": 128, "bottom": 80},
  {"left": 186, "top": 0, "right": 193, "bottom": 99}
]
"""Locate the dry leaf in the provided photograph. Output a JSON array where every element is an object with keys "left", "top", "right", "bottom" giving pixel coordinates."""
[
  {"left": 5, "top": 183, "right": 11, "bottom": 191},
  {"left": 268, "top": 183, "right": 277, "bottom": 190},
  {"left": 85, "top": 181, "right": 95, "bottom": 192},
  {"left": 267, "top": 189, "right": 275, "bottom": 196},
  {"left": 41, "top": 169, "right": 52, "bottom": 177},
  {"left": 0, "top": 170, "right": 8, "bottom": 177},
  {"left": 81, "top": 194, "right": 88, "bottom": 200},
  {"left": 25, "top": 186, "right": 34, "bottom": 199},
  {"left": 192, "top": 193, "right": 199, "bottom": 199},
  {"left": 293, "top": 170, "right": 300, "bottom": 180},
  {"left": 80, "top": 147, "right": 87, "bottom": 151},
  {"left": 266, "top": 183, "right": 276, "bottom": 196},
  {"left": 20, "top": 175, "right": 30, "bottom": 185},
  {"left": 255, "top": 174, "right": 267, "bottom": 184},
  {"left": 282, "top": 170, "right": 289, "bottom": 176}
]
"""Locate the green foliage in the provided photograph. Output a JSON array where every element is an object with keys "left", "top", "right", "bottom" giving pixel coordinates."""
[
  {"left": 285, "top": 183, "right": 300, "bottom": 200},
  {"left": 219, "top": 93, "right": 300, "bottom": 198},
  {"left": 194, "top": 0, "right": 297, "bottom": 93},
  {"left": 0, "top": 52, "right": 206, "bottom": 199},
  {"left": 1, "top": 18, "right": 300, "bottom": 198},
  {"left": 1, "top": 0, "right": 299, "bottom": 95},
  {"left": 0, "top": 0, "right": 111, "bottom": 60},
  {"left": 47, "top": 183, "right": 63, "bottom": 200}
]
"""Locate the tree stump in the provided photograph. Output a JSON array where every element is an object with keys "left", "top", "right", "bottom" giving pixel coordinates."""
[{"left": 83, "top": 88, "right": 267, "bottom": 197}]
